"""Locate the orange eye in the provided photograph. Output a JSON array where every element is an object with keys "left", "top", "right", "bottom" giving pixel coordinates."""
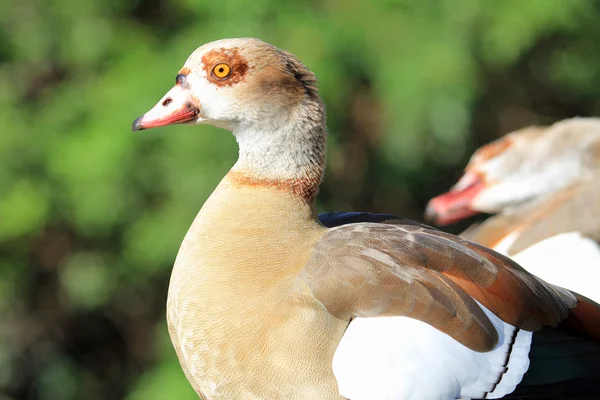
[{"left": 212, "top": 63, "right": 231, "bottom": 79}]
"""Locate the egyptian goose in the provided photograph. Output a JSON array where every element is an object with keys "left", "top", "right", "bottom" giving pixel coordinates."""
[
  {"left": 426, "top": 118, "right": 600, "bottom": 303},
  {"left": 132, "top": 39, "right": 600, "bottom": 399}
]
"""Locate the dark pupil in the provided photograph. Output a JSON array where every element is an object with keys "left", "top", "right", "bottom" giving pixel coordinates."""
[
  {"left": 176, "top": 74, "right": 186, "bottom": 84},
  {"left": 219, "top": 67, "right": 224, "bottom": 73}
]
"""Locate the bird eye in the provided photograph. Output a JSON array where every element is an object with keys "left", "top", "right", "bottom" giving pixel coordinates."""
[
  {"left": 212, "top": 63, "right": 231, "bottom": 80},
  {"left": 176, "top": 74, "right": 186, "bottom": 84}
]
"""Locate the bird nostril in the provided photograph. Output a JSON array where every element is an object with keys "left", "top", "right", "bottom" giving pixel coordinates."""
[{"left": 162, "top": 98, "right": 172, "bottom": 106}]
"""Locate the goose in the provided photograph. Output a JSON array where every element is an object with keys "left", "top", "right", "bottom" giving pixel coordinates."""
[
  {"left": 132, "top": 39, "right": 600, "bottom": 400},
  {"left": 426, "top": 118, "right": 600, "bottom": 303}
]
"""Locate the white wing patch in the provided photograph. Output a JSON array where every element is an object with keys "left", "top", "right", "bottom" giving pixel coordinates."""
[
  {"left": 332, "top": 303, "right": 531, "bottom": 400},
  {"left": 512, "top": 232, "right": 600, "bottom": 303}
]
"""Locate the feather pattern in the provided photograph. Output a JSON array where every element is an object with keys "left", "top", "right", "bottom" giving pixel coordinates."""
[{"left": 303, "top": 221, "right": 575, "bottom": 351}]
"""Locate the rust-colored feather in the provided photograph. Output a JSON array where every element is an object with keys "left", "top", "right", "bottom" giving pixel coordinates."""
[
  {"left": 303, "top": 221, "right": 578, "bottom": 352},
  {"left": 465, "top": 181, "right": 600, "bottom": 254},
  {"left": 560, "top": 292, "right": 600, "bottom": 341}
]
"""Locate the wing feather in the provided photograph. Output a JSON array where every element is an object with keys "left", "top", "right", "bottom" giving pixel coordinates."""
[{"left": 303, "top": 222, "right": 576, "bottom": 352}]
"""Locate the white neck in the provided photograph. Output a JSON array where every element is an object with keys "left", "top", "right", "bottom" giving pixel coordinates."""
[{"left": 230, "top": 100, "right": 326, "bottom": 183}]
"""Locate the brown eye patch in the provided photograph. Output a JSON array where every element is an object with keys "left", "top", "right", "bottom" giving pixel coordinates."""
[
  {"left": 473, "top": 137, "right": 514, "bottom": 164},
  {"left": 201, "top": 47, "right": 250, "bottom": 87}
]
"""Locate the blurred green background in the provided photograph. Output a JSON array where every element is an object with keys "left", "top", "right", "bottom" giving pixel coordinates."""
[{"left": 2, "top": 0, "right": 600, "bottom": 399}]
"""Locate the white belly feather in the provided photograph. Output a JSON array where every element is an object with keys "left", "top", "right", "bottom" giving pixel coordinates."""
[
  {"left": 510, "top": 232, "right": 600, "bottom": 303},
  {"left": 333, "top": 303, "right": 532, "bottom": 400}
]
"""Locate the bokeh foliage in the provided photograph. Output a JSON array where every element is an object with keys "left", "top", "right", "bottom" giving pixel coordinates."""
[{"left": 2, "top": 0, "right": 600, "bottom": 398}]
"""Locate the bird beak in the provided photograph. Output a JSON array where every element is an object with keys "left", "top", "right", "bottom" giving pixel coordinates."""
[
  {"left": 425, "top": 172, "right": 485, "bottom": 225},
  {"left": 132, "top": 84, "right": 200, "bottom": 131}
]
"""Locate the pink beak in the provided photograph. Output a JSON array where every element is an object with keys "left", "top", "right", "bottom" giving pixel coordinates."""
[
  {"left": 132, "top": 83, "right": 199, "bottom": 131},
  {"left": 425, "top": 172, "right": 486, "bottom": 225}
]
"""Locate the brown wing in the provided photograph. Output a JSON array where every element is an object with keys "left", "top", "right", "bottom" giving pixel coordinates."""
[
  {"left": 301, "top": 222, "right": 576, "bottom": 352},
  {"left": 464, "top": 182, "right": 600, "bottom": 254}
]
